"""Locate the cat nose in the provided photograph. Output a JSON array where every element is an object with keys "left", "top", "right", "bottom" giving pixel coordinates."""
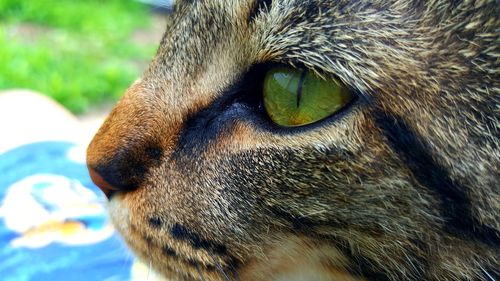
[
  {"left": 88, "top": 167, "right": 120, "bottom": 199},
  {"left": 87, "top": 150, "right": 149, "bottom": 199},
  {"left": 87, "top": 138, "right": 164, "bottom": 199},
  {"left": 87, "top": 148, "right": 147, "bottom": 199}
]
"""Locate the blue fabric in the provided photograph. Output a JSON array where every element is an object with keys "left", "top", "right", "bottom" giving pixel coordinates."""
[{"left": 0, "top": 142, "right": 135, "bottom": 281}]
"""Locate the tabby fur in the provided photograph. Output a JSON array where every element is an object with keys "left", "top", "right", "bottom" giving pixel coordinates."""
[{"left": 87, "top": 0, "right": 500, "bottom": 280}]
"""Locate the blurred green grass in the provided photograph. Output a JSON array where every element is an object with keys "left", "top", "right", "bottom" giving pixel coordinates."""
[{"left": 0, "top": 0, "right": 158, "bottom": 114}]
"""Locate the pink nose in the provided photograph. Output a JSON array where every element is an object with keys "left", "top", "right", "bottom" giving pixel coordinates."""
[{"left": 88, "top": 167, "right": 119, "bottom": 199}]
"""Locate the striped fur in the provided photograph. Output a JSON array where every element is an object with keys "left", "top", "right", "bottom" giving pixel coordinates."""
[{"left": 87, "top": 0, "right": 499, "bottom": 280}]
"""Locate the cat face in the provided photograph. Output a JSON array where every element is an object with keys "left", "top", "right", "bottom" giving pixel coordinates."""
[{"left": 87, "top": 1, "right": 499, "bottom": 280}]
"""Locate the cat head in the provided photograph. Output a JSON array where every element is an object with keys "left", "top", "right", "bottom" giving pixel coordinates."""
[{"left": 87, "top": 1, "right": 499, "bottom": 280}]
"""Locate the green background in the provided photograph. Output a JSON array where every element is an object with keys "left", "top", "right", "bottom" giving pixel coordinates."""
[{"left": 0, "top": 0, "right": 159, "bottom": 114}]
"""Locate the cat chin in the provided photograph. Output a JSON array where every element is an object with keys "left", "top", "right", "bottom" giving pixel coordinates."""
[
  {"left": 108, "top": 196, "right": 361, "bottom": 281},
  {"left": 238, "top": 235, "right": 364, "bottom": 281}
]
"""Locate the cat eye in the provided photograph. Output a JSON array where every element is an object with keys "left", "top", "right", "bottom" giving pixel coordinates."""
[{"left": 263, "top": 67, "right": 354, "bottom": 127}]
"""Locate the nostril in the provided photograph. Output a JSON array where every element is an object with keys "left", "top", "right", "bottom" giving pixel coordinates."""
[
  {"left": 88, "top": 167, "right": 119, "bottom": 199},
  {"left": 86, "top": 140, "right": 163, "bottom": 198}
]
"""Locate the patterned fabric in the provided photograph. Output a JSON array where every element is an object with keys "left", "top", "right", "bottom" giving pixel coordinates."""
[{"left": 0, "top": 141, "right": 154, "bottom": 281}]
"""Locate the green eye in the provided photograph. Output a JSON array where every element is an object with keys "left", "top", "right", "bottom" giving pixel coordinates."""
[{"left": 263, "top": 67, "right": 354, "bottom": 127}]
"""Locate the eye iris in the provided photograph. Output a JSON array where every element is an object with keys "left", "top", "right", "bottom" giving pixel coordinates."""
[{"left": 263, "top": 67, "right": 353, "bottom": 127}]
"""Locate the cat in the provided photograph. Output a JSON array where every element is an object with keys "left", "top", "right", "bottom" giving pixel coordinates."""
[{"left": 87, "top": 0, "right": 499, "bottom": 280}]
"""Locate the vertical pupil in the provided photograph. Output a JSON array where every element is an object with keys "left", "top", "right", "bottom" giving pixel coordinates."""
[{"left": 296, "top": 70, "right": 307, "bottom": 108}]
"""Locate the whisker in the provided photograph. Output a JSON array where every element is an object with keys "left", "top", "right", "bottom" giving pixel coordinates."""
[
  {"left": 195, "top": 263, "right": 207, "bottom": 281},
  {"left": 147, "top": 258, "right": 152, "bottom": 281},
  {"left": 209, "top": 251, "right": 231, "bottom": 281},
  {"left": 479, "top": 265, "right": 496, "bottom": 281}
]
